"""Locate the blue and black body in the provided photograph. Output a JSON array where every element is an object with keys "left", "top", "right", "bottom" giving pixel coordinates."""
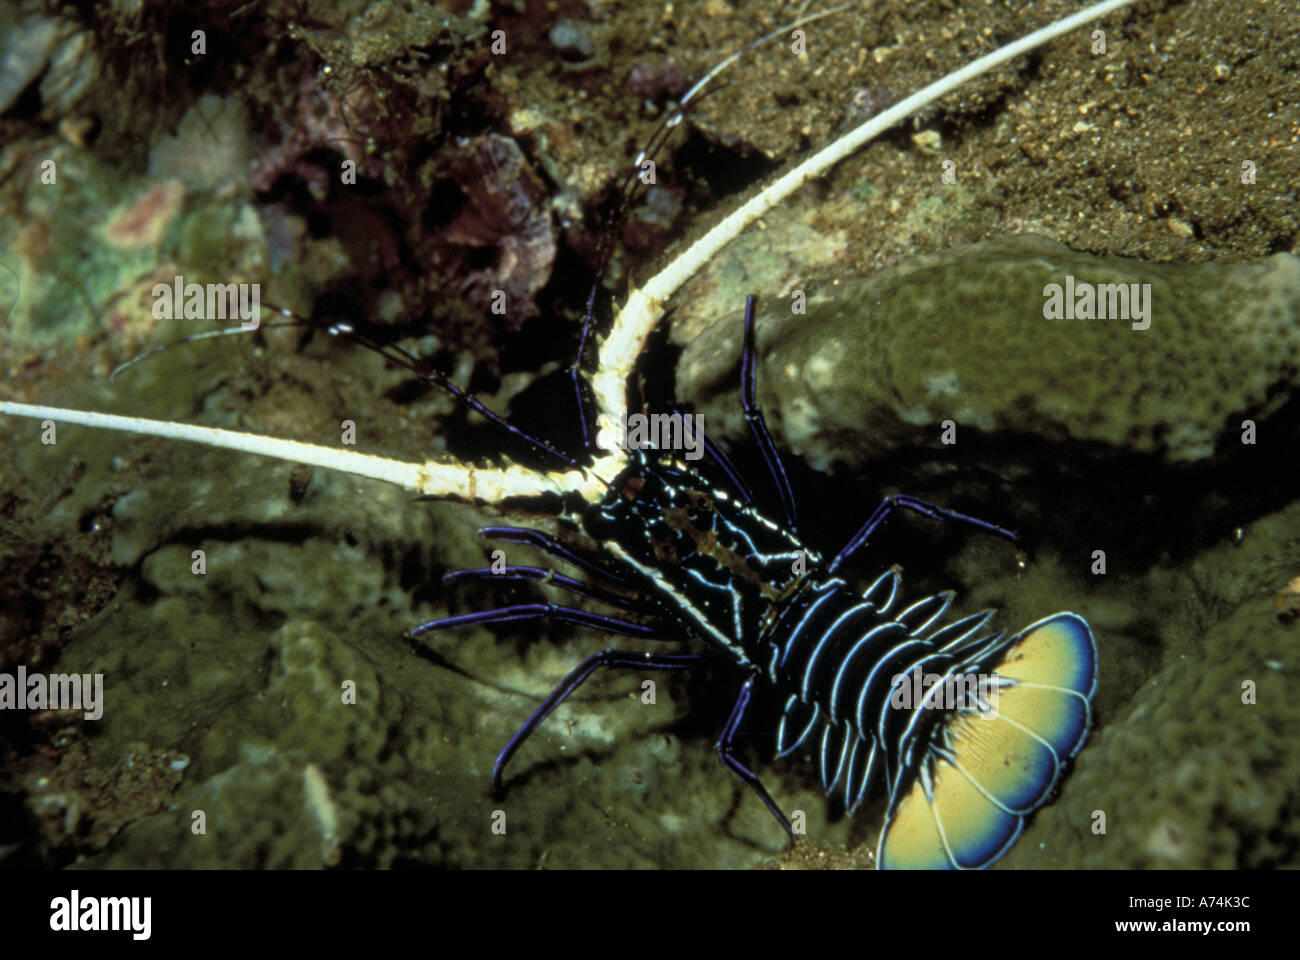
[{"left": 412, "top": 294, "right": 1098, "bottom": 870}]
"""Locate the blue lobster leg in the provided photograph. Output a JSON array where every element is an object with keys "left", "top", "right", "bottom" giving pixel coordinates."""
[
  {"left": 828, "top": 494, "right": 1020, "bottom": 575},
  {"left": 478, "top": 525, "right": 633, "bottom": 586},
  {"left": 707, "top": 434, "right": 759, "bottom": 504},
  {"left": 492, "top": 650, "right": 703, "bottom": 793},
  {"left": 716, "top": 676, "right": 795, "bottom": 839},
  {"left": 443, "top": 565, "right": 652, "bottom": 613},
  {"left": 740, "top": 294, "right": 798, "bottom": 531},
  {"left": 409, "top": 603, "right": 658, "bottom": 641},
  {"left": 700, "top": 429, "right": 757, "bottom": 505},
  {"left": 668, "top": 403, "right": 757, "bottom": 505}
]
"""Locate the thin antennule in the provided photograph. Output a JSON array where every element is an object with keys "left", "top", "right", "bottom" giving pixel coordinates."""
[
  {"left": 111, "top": 300, "right": 590, "bottom": 475},
  {"left": 269, "top": 304, "right": 590, "bottom": 473},
  {"left": 320, "top": 311, "right": 587, "bottom": 473},
  {"left": 108, "top": 321, "right": 302, "bottom": 381},
  {"left": 604, "top": 3, "right": 852, "bottom": 265}
]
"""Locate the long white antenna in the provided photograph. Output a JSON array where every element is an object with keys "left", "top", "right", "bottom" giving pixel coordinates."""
[
  {"left": 592, "top": 0, "right": 1139, "bottom": 442},
  {"left": 2, "top": 0, "right": 1139, "bottom": 506},
  {"left": 0, "top": 400, "right": 613, "bottom": 503}
]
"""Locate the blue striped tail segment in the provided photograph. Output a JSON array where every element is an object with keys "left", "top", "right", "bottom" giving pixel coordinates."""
[
  {"left": 767, "top": 574, "right": 965, "bottom": 806},
  {"left": 763, "top": 571, "right": 1097, "bottom": 869}
]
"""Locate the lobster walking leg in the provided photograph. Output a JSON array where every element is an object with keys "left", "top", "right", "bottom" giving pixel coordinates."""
[
  {"left": 828, "top": 494, "right": 1019, "bottom": 574},
  {"left": 479, "top": 526, "right": 633, "bottom": 586},
  {"left": 492, "top": 650, "right": 703, "bottom": 793},
  {"left": 409, "top": 603, "right": 659, "bottom": 640},
  {"left": 442, "top": 565, "right": 652, "bottom": 612},
  {"left": 740, "top": 294, "right": 798, "bottom": 531},
  {"left": 716, "top": 675, "right": 795, "bottom": 839},
  {"left": 698, "top": 428, "right": 757, "bottom": 505},
  {"left": 670, "top": 403, "right": 757, "bottom": 505}
]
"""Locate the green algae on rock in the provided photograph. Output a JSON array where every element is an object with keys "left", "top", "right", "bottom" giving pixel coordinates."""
[
  {"left": 87, "top": 621, "right": 449, "bottom": 869},
  {"left": 998, "top": 494, "right": 1300, "bottom": 868},
  {"left": 1003, "top": 596, "right": 1300, "bottom": 869},
  {"left": 677, "top": 235, "right": 1300, "bottom": 471},
  {"left": 0, "top": 8, "right": 96, "bottom": 120}
]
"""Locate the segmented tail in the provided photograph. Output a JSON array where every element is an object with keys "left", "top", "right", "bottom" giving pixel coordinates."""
[{"left": 877, "top": 613, "right": 1097, "bottom": 870}]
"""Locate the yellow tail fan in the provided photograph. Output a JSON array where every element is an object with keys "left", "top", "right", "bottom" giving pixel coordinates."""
[{"left": 878, "top": 613, "right": 1097, "bottom": 870}]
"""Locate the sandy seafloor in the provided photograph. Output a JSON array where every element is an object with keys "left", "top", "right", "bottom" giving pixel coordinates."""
[{"left": 0, "top": 0, "right": 1298, "bottom": 869}]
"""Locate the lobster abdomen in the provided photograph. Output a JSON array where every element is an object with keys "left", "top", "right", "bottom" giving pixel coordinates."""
[{"left": 763, "top": 572, "right": 1097, "bottom": 869}]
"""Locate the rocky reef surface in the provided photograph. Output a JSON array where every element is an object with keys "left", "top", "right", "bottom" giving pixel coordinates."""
[{"left": 1, "top": 0, "right": 1298, "bottom": 869}]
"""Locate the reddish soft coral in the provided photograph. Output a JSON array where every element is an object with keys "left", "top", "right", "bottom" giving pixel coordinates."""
[
  {"left": 102, "top": 181, "right": 184, "bottom": 250},
  {"left": 425, "top": 134, "right": 556, "bottom": 327},
  {"left": 250, "top": 65, "right": 374, "bottom": 194}
]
